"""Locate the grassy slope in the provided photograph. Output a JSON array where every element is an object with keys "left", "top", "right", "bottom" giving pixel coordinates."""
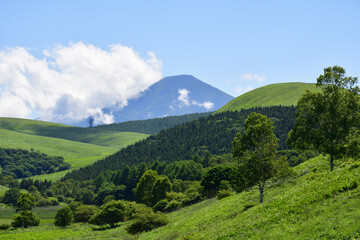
[
  {"left": 0, "top": 118, "right": 148, "bottom": 181},
  {"left": 1, "top": 156, "right": 359, "bottom": 239},
  {"left": 217, "top": 82, "right": 320, "bottom": 112},
  {"left": 0, "top": 118, "right": 148, "bottom": 148}
]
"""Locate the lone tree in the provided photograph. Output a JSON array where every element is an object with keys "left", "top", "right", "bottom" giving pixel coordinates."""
[
  {"left": 233, "top": 112, "right": 283, "bottom": 203},
  {"left": 12, "top": 193, "right": 40, "bottom": 228},
  {"left": 288, "top": 66, "right": 360, "bottom": 172}
]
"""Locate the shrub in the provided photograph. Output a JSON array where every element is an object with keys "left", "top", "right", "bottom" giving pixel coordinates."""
[
  {"left": 217, "top": 189, "right": 233, "bottom": 200},
  {"left": 126, "top": 208, "right": 168, "bottom": 234},
  {"left": 54, "top": 206, "right": 74, "bottom": 227},
  {"left": 11, "top": 211, "right": 40, "bottom": 228},
  {"left": 74, "top": 205, "right": 98, "bottom": 223},
  {"left": 36, "top": 197, "right": 52, "bottom": 207},
  {"left": 90, "top": 200, "right": 127, "bottom": 228},
  {"left": 164, "top": 200, "right": 182, "bottom": 212},
  {"left": 0, "top": 224, "right": 11, "bottom": 230},
  {"left": 153, "top": 199, "right": 168, "bottom": 212},
  {"left": 68, "top": 201, "right": 83, "bottom": 212}
]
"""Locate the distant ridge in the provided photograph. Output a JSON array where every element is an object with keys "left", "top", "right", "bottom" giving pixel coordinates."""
[{"left": 217, "top": 82, "right": 320, "bottom": 112}]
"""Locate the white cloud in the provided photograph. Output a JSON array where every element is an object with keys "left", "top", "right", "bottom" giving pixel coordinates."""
[
  {"left": 177, "top": 88, "right": 214, "bottom": 110},
  {"left": 177, "top": 88, "right": 190, "bottom": 106},
  {"left": 0, "top": 42, "right": 162, "bottom": 124},
  {"left": 241, "top": 73, "right": 266, "bottom": 82}
]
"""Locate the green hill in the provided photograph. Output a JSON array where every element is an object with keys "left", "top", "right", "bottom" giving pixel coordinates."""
[
  {"left": 217, "top": 82, "right": 320, "bottom": 112},
  {"left": 0, "top": 118, "right": 149, "bottom": 181},
  {"left": 1, "top": 156, "right": 359, "bottom": 239},
  {"left": 0, "top": 118, "right": 148, "bottom": 148}
]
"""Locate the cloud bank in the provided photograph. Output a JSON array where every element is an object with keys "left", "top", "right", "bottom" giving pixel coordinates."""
[
  {"left": 0, "top": 42, "right": 162, "bottom": 124},
  {"left": 177, "top": 88, "right": 214, "bottom": 110}
]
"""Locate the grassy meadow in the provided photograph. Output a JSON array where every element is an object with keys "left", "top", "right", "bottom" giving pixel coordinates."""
[
  {"left": 1, "top": 155, "right": 359, "bottom": 239},
  {"left": 217, "top": 82, "right": 320, "bottom": 113},
  {"left": 0, "top": 118, "right": 149, "bottom": 180}
]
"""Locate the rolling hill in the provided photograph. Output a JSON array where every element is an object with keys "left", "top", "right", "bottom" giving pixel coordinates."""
[
  {"left": 217, "top": 82, "right": 320, "bottom": 112},
  {"left": 0, "top": 118, "right": 149, "bottom": 180}
]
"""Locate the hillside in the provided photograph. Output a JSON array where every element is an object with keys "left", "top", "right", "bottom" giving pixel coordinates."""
[
  {"left": 0, "top": 118, "right": 148, "bottom": 180},
  {"left": 0, "top": 118, "right": 148, "bottom": 148},
  {"left": 218, "top": 82, "right": 320, "bottom": 112},
  {"left": 2, "top": 156, "right": 359, "bottom": 239},
  {"left": 95, "top": 112, "right": 212, "bottom": 134},
  {"left": 64, "top": 106, "right": 296, "bottom": 181},
  {"left": 102, "top": 75, "right": 234, "bottom": 123}
]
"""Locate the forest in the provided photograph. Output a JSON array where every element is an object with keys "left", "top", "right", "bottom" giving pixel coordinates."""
[{"left": 0, "top": 148, "right": 70, "bottom": 179}]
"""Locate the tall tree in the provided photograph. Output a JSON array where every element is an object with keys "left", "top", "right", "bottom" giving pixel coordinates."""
[
  {"left": 288, "top": 66, "right": 360, "bottom": 172},
  {"left": 233, "top": 112, "right": 279, "bottom": 203},
  {"left": 135, "top": 170, "right": 158, "bottom": 206}
]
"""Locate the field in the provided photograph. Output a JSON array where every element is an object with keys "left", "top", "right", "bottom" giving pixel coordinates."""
[
  {"left": 1, "top": 155, "right": 359, "bottom": 239},
  {"left": 217, "top": 82, "right": 320, "bottom": 112},
  {"left": 0, "top": 118, "right": 149, "bottom": 181}
]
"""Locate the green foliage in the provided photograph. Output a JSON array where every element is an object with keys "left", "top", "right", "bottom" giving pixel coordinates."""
[
  {"left": 54, "top": 206, "right": 74, "bottom": 228},
  {"left": 1, "top": 188, "right": 21, "bottom": 208},
  {"left": 135, "top": 170, "right": 159, "bottom": 206},
  {"left": 152, "top": 176, "right": 172, "bottom": 204},
  {"left": 217, "top": 82, "right": 320, "bottom": 112},
  {"left": 201, "top": 165, "right": 237, "bottom": 197},
  {"left": 65, "top": 106, "right": 297, "bottom": 181},
  {"left": 95, "top": 112, "right": 212, "bottom": 134},
  {"left": 216, "top": 189, "right": 233, "bottom": 200},
  {"left": 73, "top": 205, "right": 98, "bottom": 223},
  {"left": 16, "top": 193, "right": 36, "bottom": 212},
  {"left": 126, "top": 207, "right": 168, "bottom": 234},
  {"left": 288, "top": 66, "right": 360, "bottom": 172},
  {"left": 89, "top": 200, "right": 127, "bottom": 227},
  {"left": 0, "top": 147, "right": 70, "bottom": 178},
  {"left": 11, "top": 210, "right": 40, "bottom": 228},
  {"left": 0, "top": 223, "right": 10, "bottom": 230},
  {"left": 233, "top": 112, "right": 282, "bottom": 203}
]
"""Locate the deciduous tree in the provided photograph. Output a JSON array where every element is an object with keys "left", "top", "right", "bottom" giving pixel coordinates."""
[
  {"left": 233, "top": 112, "right": 280, "bottom": 203},
  {"left": 288, "top": 66, "right": 360, "bottom": 172}
]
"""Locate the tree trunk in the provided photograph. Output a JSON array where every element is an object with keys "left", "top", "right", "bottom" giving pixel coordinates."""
[
  {"left": 259, "top": 183, "right": 264, "bottom": 204},
  {"left": 330, "top": 154, "right": 334, "bottom": 172}
]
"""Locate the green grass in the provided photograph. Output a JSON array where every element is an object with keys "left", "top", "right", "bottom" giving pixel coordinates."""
[
  {"left": 0, "top": 118, "right": 148, "bottom": 148},
  {"left": 217, "top": 82, "right": 321, "bottom": 112},
  {"left": 1, "top": 156, "right": 359, "bottom": 239},
  {"left": 0, "top": 206, "right": 61, "bottom": 225},
  {"left": 0, "top": 118, "right": 149, "bottom": 181}
]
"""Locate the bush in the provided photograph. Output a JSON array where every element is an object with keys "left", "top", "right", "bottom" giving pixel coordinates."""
[
  {"left": 153, "top": 199, "right": 168, "bottom": 212},
  {"left": 0, "top": 224, "right": 10, "bottom": 230},
  {"left": 36, "top": 197, "right": 52, "bottom": 207},
  {"left": 74, "top": 205, "right": 98, "bottom": 223},
  {"left": 126, "top": 208, "right": 168, "bottom": 234},
  {"left": 164, "top": 200, "right": 182, "bottom": 212},
  {"left": 68, "top": 201, "right": 83, "bottom": 212},
  {"left": 54, "top": 206, "right": 74, "bottom": 227},
  {"left": 11, "top": 211, "right": 40, "bottom": 228},
  {"left": 90, "top": 200, "right": 127, "bottom": 228},
  {"left": 217, "top": 189, "right": 233, "bottom": 200}
]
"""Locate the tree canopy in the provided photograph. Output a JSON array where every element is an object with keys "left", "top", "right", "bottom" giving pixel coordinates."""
[
  {"left": 233, "top": 112, "right": 281, "bottom": 203},
  {"left": 288, "top": 66, "right": 360, "bottom": 171}
]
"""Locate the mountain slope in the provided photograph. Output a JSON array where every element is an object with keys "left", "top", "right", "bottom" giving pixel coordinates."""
[
  {"left": 137, "top": 156, "right": 360, "bottom": 240},
  {"left": 107, "top": 75, "right": 234, "bottom": 122},
  {"left": 0, "top": 118, "right": 148, "bottom": 148},
  {"left": 218, "top": 82, "right": 320, "bottom": 112},
  {"left": 3, "top": 156, "right": 359, "bottom": 239}
]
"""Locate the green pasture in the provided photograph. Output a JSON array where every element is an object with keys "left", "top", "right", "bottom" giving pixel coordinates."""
[
  {"left": 217, "top": 82, "right": 320, "bottom": 113},
  {"left": 0, "top": 117, "right": 149, "bottom": 148}
]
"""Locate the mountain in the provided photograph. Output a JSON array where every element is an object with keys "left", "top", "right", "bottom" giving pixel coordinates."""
[
  {"left": 105, "top": 75, "right": 234, "bottom": 123},
  {"left": 217, "top": 82, "right": 320, "bottom": 113}
]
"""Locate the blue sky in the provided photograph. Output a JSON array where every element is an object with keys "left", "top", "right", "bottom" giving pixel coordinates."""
[{"left": 0, "top": 0, "right": 359, "bottom": 122}]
